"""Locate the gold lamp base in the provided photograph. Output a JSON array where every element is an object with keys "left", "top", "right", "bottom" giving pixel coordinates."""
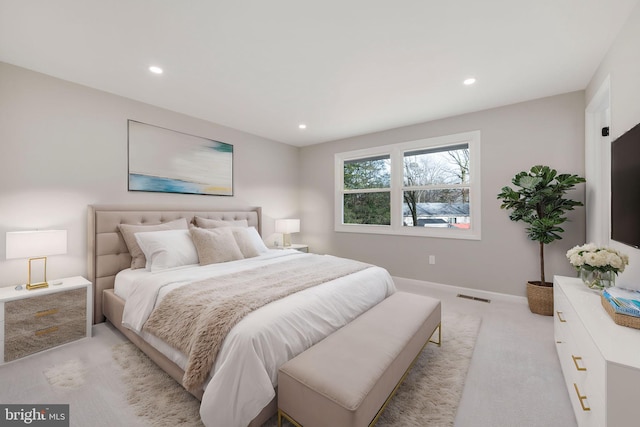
[
  {"left": 26, "top": 256, "right": 49, "bottom": 291},
  {"left": 26, "top": 281, "right": 49, "bottom": 290}
]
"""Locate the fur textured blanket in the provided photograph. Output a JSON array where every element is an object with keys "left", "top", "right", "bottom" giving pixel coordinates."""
[{"left": 143, "top": 254, "right": 371, "bottom": 391}]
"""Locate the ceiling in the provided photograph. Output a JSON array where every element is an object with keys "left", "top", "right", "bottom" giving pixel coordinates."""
[{"left": 1, "top": 0, "right": 638, "bottom": 146}]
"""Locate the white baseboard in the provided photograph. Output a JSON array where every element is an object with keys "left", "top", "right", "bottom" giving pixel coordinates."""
[{"left": 391, "top": 276, "right": 528, "bottom": 305}]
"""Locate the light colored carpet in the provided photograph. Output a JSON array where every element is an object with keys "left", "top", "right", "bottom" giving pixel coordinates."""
[
  {"left": 112, "top": 311, "right": 480, "bottom": 427},
  {"left": 43, "top": 358, "right": 88, "bottom": 389}
]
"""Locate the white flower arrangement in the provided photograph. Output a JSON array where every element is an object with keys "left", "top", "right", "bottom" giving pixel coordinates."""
[{"left": 566, "top": 243, "right": 629, "bottom": 274}]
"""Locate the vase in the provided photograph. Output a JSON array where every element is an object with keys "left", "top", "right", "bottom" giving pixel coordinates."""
[{"left": 579, "top": 268, "right": 615, "bottom": 290}]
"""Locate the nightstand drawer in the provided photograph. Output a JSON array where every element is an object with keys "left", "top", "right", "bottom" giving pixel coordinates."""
[
  {"left": 4, "top": 288, "right": 86, "bottom": 324},
  {"left": 5, "top": 307, "right": 85, "bottom": 338},
  {"left": 4, "top": 318, "right": 86, "bottom": 362}
]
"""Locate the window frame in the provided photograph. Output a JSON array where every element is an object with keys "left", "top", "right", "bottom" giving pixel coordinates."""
[{"left": 334, "top": 130, "right": 481, "bottom": 240}]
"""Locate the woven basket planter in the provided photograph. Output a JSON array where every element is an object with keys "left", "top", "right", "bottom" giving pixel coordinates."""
[{"left": 526, "top": 282, "right": 553, "bottom": 316}]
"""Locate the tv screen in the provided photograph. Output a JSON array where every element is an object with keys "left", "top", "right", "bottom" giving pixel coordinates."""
[{"left": 611, "top": 121, "right": 640, "bottom": 248}]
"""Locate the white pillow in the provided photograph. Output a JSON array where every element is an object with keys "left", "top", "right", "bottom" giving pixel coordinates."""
[
  {"left": 134, "top": 229, "right": 199, "bottom": 272},
  {"left": 246, "top": 226, "right": 269, "bottom": 253},
  {"left": 118, "top": 217, "right": 189, "bottom": 269}
]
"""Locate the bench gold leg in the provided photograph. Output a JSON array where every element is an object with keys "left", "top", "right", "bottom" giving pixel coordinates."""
[
  {"left": 278, "top": 409, "right": 303, "bottom": 427},
  {"left": 429, "top": 322, "right": 442, "bottom": 347}
]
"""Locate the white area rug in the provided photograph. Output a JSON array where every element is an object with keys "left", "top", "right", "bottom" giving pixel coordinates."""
[
  {"left": 375, "top": 311, "right": 481, "bottom": 426},
  {"left": 43, "top": 358, "right": 88, "bottom": 389},
  {"left": 112, "top": 311, "right": 481, "bottom": 427},
  {"left": 112, "top": 342, "right": 203, "bottom": 427}
]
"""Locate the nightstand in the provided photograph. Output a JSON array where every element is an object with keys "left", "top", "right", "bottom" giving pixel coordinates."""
[
  {"left": 0, "top": 276, "right": 92, "bottom": 364},
  {"left": 272, "top": 244, "right": 309, "bottom": 253}
]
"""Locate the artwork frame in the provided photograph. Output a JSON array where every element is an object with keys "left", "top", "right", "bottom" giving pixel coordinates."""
[{"left": 127, "top": 120, "right": 233, "bottom": 196}]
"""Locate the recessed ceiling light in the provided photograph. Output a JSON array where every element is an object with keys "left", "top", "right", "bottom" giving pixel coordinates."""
[
  {"left": 463, "top": 78, "right": 476, "bottom": 85},
  {"left": 298, "top": 124, "right": 307, "bottom": 130},
  {"left": 149, "top": 66, "right": 163, "bottom": 75}
]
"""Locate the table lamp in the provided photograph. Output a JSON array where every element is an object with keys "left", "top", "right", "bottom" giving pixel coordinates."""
[
  {"left": 6, "top": 230, "right": 67, "bottom": 290},
  {"left": 275, "top": 219, "right": 300, "bottom": 247}
]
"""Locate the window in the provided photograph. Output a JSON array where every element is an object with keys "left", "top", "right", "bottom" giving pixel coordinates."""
[
  {"left": 343, "top": 155, "right": 391, "bottom": 225},
  {"left": 335, "top": 131, "right": 481, "bottom": 239}
]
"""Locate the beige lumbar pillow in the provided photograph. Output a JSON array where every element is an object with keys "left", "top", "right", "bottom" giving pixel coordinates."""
[{"left": 229, "top": 227, "right": 260, "bottom": 258}]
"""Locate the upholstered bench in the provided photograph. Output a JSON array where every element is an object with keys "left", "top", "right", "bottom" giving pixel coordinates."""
[{"left": 277, "top": 291, "right": 441, "bottom": 427}]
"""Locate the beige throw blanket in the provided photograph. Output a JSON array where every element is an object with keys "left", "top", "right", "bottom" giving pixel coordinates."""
[{"left": 142, "top": 254, "right": 371, "bottom": 392}]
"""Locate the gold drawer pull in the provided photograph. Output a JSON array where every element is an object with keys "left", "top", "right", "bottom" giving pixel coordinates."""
[
  {"left": 556, "top": 311, "right": 567, "bottom": 322},
  {"left": 572, "top": 355, "right": 587, "bottom": 371},
  {"left": 35, "top": 308, "right": 59, "bottom": 318},
  {"left": 35, "top": 326, "right": 59, "bottom": 337},
  {"left": 573, "top": 383, "right": 591, "bottom": 411}
]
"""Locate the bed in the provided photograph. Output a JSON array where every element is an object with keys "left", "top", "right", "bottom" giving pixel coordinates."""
[{"left": 87, "top": 205, "right": 396, "bottom": 427}]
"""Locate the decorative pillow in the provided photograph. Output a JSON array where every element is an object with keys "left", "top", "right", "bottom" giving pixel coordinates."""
[
  {"left": 134, "top": 229, "right": 199, "bottom": 272},
  {"left": 189, "top": 227, "right": 244, "bottom": 265},
  {"left": 229, "top": 227, "right": 260, "bottom": 258},
  {"left": 118, "top": 218, "right": 189, "bottom": 269},
  {"left": 194, "top": 216, "right": 249, "bottom": 229},
  {"left": 246, "top": 226, "right": 269, "bottom": 253}
]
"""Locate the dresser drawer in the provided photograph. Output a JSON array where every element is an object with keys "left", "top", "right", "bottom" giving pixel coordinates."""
[
  {"left": 554, "top": 281, "right": 605, "bottom": 426},
  {"left": 568, "top": 317, "right": 605, "bottom": 394},
  {"left": 4, "top": 288, "right": 86, "bottom": 324},
  {"left": 5, "top": 307, "right": 85, "bottom": 337},
  {"left": 4, "top": 318, "right": 86, "bottom": 362}
]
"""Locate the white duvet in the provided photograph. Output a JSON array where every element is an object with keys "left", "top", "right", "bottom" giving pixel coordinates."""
[{"left": 117, "top": 250, "right": 396, "bottom": 427}]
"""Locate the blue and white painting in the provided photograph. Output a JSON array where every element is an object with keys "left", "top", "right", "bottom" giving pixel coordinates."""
[{"left": 128, "top": 120, "right": 233, "bottom": 196}]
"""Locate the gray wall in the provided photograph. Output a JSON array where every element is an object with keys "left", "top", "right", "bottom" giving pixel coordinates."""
[
  {"left": 300, "top": 92, "right": 586, "bottom": 297},
  {"left": 586, "top": 1, "right": 640, "bottom": 288},
  {"left": 0, "top": 62, "right": 300, "bottom": 287}
]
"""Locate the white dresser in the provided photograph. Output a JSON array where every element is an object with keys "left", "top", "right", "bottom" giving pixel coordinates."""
[{"left": 554, "top": 276, "right": 640, "bottom": 427}]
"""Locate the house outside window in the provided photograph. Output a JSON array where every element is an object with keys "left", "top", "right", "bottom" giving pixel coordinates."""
[{"left": 335, "top": 131, "right": 481, "bottom": 240}]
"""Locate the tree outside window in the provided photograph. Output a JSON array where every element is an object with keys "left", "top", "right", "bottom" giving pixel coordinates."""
[
  {"left": 403, "top": 144, "right": 470, "bottom": 228},
  {"left": 343, "top": 156, "right": 390, "bottom": 225}
]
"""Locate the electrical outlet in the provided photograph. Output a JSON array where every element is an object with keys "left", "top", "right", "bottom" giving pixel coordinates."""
[{"left": 429, "top": 255, "right": 435, "bottom": 265}]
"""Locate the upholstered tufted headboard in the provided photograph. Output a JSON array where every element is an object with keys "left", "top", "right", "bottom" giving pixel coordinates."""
[{"left": 87, "top": 205, "right": 261, "bottom": 324}]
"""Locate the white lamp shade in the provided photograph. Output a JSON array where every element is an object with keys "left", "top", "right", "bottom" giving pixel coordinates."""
[
  {"left": 275, "top": 219, "right": 300, "bottom": 234},
  {"left": 6, "top": 230, "right": 67, "bottom": 259}
]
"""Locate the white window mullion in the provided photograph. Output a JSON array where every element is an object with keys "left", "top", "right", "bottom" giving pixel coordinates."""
[
  {"left": 334, "top": 155, "right": 345, "bottom": 227},
  {"left": 390, "top": 147, "right": 404, "bottom": 230}
]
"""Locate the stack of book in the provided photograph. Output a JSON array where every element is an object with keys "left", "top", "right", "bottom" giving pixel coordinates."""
[{"left": 603, "top": 287, "right": 640, "bottom": 317}]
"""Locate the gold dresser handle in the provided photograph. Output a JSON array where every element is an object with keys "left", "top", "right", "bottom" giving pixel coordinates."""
[
  {"left": 573, "top": 383, "right": 591, "bottom": 411},
  {"left": 35, "top": 326, "right": 59, "bottom": 337},
  {"left": 35, "top": 308, "right": 59, "bottom": 318},
  {"left": 556, "top": 311, "right": 566, "bottom": 322},
  {"left": 572, "top": 355, "right": 587, "bottom": 371}
]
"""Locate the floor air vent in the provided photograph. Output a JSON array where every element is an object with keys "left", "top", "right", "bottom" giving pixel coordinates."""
[{"left": 456, "top": 294, "right": 491, "bottom": 303}]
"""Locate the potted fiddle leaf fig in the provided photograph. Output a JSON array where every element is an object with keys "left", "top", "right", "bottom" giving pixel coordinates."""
[{"left": 497, "top": 165, "right": 586, "bottom": 315}]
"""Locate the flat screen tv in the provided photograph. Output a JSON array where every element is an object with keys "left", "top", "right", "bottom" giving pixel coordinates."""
[{"left": 611, "top": 121, "right": 640, "bottom": 249}]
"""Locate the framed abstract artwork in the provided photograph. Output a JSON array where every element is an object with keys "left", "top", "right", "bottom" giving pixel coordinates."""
[{"left": 127, "top": 120, "right": 233, "bottom": 196}]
